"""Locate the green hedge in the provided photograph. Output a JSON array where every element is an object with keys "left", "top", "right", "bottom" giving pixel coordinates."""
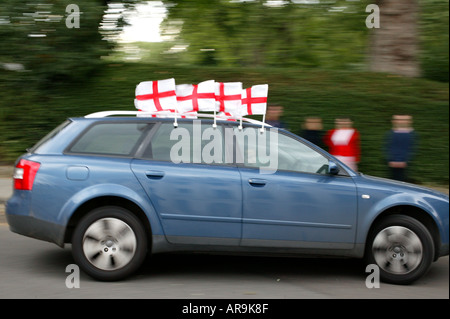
[{"left": 0, "top": 63, "right": 448, "bottom": 185}]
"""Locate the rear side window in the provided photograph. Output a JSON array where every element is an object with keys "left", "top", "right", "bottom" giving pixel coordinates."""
[
  {"left": 68, "top": 122, "right": 150, "bottom": 156},
  {"left": 31, "top": 120, "right": 72, "bottom": 153}
]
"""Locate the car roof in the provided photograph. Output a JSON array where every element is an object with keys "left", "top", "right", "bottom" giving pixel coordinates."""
[{"left": 68, "top": 110, "right": 274, "bottom": 130}]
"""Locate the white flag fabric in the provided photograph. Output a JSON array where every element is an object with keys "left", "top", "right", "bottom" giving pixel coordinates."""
[
  {"left": 240, "top": 84, "right": 268, "bottom": 116},
  {"left": 215, "top": 82, "right": 243, "bottom": 115},
  {"left": 216, "top": 112, "right": 238, "bottom": 121},
  {"left": 136, "top": 109, "right": 198, "bottom": 119},
  {"left": 135, "top": 78, "right": 177, "bottom": 112},
  {"left": 176, "top": 80, "right": 216, "bottom": 113},
  {"left": 180, "top": 111, "right": 198, "bottom": 119}
]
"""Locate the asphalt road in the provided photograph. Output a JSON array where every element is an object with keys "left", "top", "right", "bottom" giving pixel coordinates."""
[
  {"left": 1, "top": 173, "right": 448, "bottom": 300},
  {"left": 0, "top": 225, "right": 448, "bottom": 299}
]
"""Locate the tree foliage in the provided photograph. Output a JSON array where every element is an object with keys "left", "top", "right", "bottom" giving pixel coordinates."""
[
  {"left": 159, "top": 0, "right": 448, "bottom": 81},
  {"left": 0, "top": 0, "right": 109, "bottom": 87},
  {"left": 0, "top": 0, "right": 139, "bottom": 160},
  {"left": 0, "top": 0, "right": 144, "bottom": 88},
  {"left": 160, "top": 0, "right": 369, "bottom": 69},
  {"left": 419, "top": 0, "right": 449, "bottom": 82}
]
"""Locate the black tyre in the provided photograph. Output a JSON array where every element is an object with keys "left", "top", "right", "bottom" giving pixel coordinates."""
[
  {"left": 72, "top": 206, "right": 148, "bottom": 281},
  {"left": 366, "top": 215, "right": 434, "bottom": 285}
]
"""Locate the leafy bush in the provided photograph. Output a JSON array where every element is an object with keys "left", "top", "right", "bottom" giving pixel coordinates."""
[{"left": 0, "top": 63, "right": 448, "bottom": 185}]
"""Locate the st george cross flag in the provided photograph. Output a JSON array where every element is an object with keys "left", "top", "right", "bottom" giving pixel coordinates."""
[
  {"left": 176, "top": 80, "right": 216, "bottom": 113},
  {"left": 215, "top": 82, "right": 243, "bottom": 114},
  {"left": 135, "top": 78, "right": 177, "bottom": 112},
  {"left": 240, "top": 84, "right": 268, "bottom": 116}
]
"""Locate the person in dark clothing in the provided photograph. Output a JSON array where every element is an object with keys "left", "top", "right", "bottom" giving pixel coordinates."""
[
  {"left": 385, "top": 115, "right": 418, "bottom": 182},
  {"left": 300, "top": 117, "right": 325, "bottom": 149},
  {"left": 265, "top": 105, "right": 287, "bottom": 129}
]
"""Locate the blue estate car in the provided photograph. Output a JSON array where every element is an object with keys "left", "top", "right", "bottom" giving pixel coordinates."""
[{"left": 6, "top": 111, "right": 449, "bottom": 284}]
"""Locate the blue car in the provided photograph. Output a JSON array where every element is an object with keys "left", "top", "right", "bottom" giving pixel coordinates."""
[{"left": 6, "top": 111, "right": 449, "bottom": 284}]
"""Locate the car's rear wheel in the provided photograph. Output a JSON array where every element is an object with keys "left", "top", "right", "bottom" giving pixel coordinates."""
[
  {"left": 366, "top": 215, "right": 434, "bottom": 285},
  {"left": 72, "top": 206, "right": 147, "bottom": 281}
]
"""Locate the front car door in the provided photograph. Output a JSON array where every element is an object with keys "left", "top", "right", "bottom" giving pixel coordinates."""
[{"left": 236, "top": 126, "right": 358, "bottom": 251}]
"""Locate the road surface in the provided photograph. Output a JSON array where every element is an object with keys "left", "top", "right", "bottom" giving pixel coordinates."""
[
  {"left": 0, "top": 171, "right": 448, "bottom": 301},
  {"left": 0, "top": 225, "right": 448, "bottom": 299}
]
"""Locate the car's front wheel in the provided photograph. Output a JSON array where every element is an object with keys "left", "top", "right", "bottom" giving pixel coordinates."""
[
  {"left": 71, "top": 206, "right": 148, "bottom": 281},
  {"left": 366, "top": 214, "right": 434, "bottom": 285}
]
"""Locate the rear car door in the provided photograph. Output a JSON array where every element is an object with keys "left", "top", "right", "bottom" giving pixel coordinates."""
[{"left": 131, "top": 121, "right": 242, "bottom": 246}]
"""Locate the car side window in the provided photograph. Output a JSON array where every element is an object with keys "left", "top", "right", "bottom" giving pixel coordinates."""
[
  {"left": 146, "top": 122, "right": 225, "bottom": 165},
  {"left": 236, "top": 126, "right": 329, "bottom": 174},
  {"left": 68, "top": 122, "right": 150, "bottom": 156},
  {"left": 276, "top": 132, "right": 329, "bottom": 174}
]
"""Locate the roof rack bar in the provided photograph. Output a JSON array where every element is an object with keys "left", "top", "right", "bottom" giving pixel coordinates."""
[
  {"left": 85, "top": 111, "right": 140, "bottom": 118},
  {"left": 84, "top": 110, "right": 272, "bottom": 127}
]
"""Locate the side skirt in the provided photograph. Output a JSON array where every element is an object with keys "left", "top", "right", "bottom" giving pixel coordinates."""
[{"left": 151, "top": 235, "right": 365, "bottom": 258}]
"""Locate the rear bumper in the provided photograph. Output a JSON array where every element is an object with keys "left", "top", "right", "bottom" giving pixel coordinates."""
[
  {"left": 6, "top": 202, "right": 65, "bottom": 247},
  {"left": 7, "top": 214, "right": 65, "bottom": 247}
]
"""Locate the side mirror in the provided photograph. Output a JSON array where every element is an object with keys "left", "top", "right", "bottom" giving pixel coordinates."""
[{"left": 328, "top": 160, "right": 340, "bottom": 175}]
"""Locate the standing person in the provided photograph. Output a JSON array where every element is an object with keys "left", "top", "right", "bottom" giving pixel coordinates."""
[
  {"left": 300, "top": 116, "right": 325, "bottom": 149},
  {"left": 324, "top": 117, "right": 361, "bottom": 171},
  {"left": 385, "top": 114, "right": 418, "bottom": 182},
  {"left": 265, "top": 105, "right": 287, "bottom": 129}
]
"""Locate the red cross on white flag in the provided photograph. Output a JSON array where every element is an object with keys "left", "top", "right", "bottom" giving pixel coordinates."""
[
  {"left": 135, "top": 78, "right": 177, "bottom": 112},
  {"left": 241, "top": 84, "right": 268, "bottom": 116},
  {"left": 215, "top": 82, "right": 243, "bottom": 114},
  {"left": 176, "top": 80, "right": 216, "bottom": 113}
]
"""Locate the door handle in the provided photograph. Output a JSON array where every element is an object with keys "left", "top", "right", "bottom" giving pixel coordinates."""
[
  {"left": 145, "top": 170, "right": 165, "bottom": 179},
  {"left": 248, "top": 178, "right": 267, "bottom": 186}
]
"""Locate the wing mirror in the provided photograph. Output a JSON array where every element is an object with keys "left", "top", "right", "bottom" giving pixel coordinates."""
[{"left": 328, "top": 160, "right": 340, "bottom": 175}]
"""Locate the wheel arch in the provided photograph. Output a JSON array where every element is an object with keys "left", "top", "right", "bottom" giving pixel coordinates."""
[
  {"left": 365, "top": 205, "right": 441, "bottom": 261},
  {"left": 64, "top": 196, "right": 153, "bottom": 249}
]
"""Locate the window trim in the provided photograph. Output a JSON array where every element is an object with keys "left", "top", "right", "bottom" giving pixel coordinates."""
[{"left": 62, "top": 119, "right": 351, "bottom": 176}]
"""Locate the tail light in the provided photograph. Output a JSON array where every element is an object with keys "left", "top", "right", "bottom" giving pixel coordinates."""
[{"left": 13, "top": 159, "right": 41, "bottom": 190}]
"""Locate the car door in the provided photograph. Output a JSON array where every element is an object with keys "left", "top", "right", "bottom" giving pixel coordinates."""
[
  {"left": 235, "top": 126, "right": 358, "bottom": 250},
  {"left": 131, "top": 121, "right": 242, "bottom": 246}
]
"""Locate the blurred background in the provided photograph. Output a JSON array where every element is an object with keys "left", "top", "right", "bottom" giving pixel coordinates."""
[{"left": 0, "top": 0, "right": 448, "bottom": 185}]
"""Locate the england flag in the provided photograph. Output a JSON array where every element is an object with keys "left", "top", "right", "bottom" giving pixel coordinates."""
[
  {"left": 240, "top": 84, "right": 268, "bottom": 116},
  {"left": 135, "top": 78, "right": 177, "bottom": 112},
  {"left": 176, "top": 80, "right": 216, "bottom": 113},
  {"left": 215, "top": 82, "right": 243, "bottom": 115}
]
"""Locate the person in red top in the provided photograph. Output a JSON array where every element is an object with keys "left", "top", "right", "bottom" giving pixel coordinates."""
[{"left": 324, "top": 117, "right": 361, "bottom": 171}]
